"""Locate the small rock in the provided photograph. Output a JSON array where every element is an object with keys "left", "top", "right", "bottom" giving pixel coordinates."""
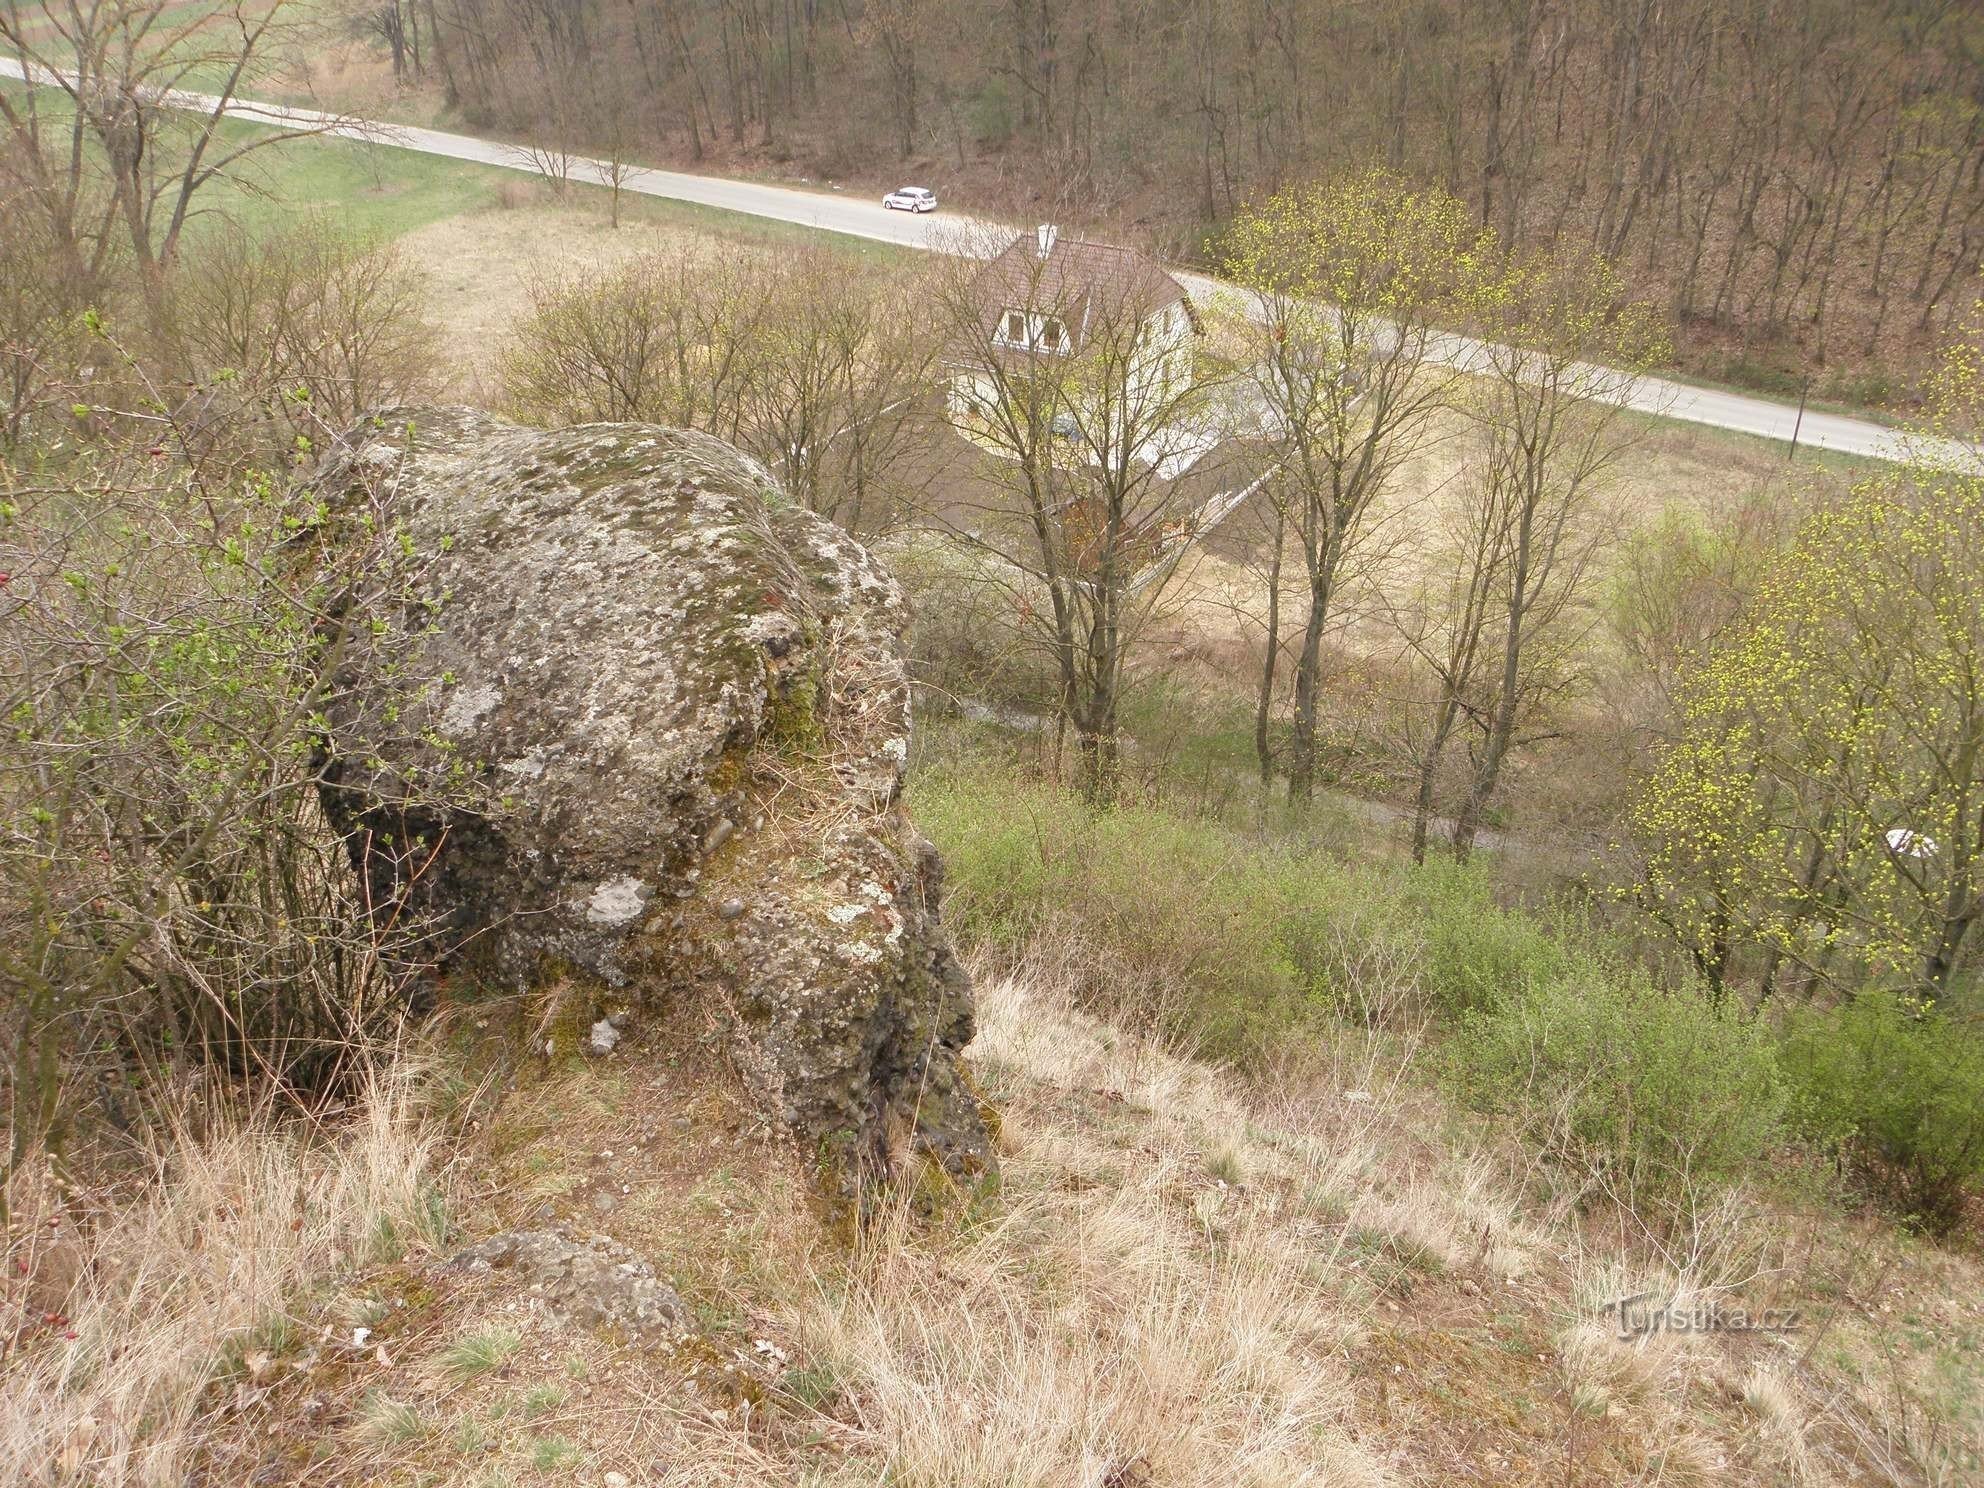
[
  {"left": 716, "top": 897, "right": 746, "bottom": 920},
  {"left": 591, "top": 1190, "right": 619, "bottom": 1216},
  {"left": 586, "top": 1019, "right": 621, "bottom": 1056},
  {"left": 450, "top": 1228, "right": 688, "bottom": 1338},
  {"left": 604, "top": 1475, "right": 630, "bottom": 1488},
  {"left": 704, "top": 818, "right": 735, "bottom": 854}
]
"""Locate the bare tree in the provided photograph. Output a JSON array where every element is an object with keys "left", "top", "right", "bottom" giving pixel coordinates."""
[
  {"left": 577, "top": 65, "right": 645, "bottom": 226},
  {"left": 929, "top": 227, "right": 1222, "bottom": 801},
  {"left": 0, "top": 0, "right": 367, "bottom": 286},
  {"left": 859, "top": 0, "right": 928, "bottom": 157},
  {"left": 1438, "top": 246, "right": 1667, "bottom": 859},
  {"left": 505, "top": 134, "right": 578, "bottom": 198},
  {"left": 1218, "top": 174, "right": 1489, "bottom": 807},
  {"left": 737, "top": 255, "right": 939, "bottom": 533},
  {"left": 1389, "top": 457, "right": 1506, "bottom": 864}
]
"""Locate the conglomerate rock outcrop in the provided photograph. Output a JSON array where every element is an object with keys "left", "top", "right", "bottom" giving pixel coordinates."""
[{"left": 310, "top": 408, "right": 989, "bottom": 1191}]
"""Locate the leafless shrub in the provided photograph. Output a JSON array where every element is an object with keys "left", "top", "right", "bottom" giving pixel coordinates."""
[
  {"left": 0, "top": 197, "right": 104, "bottom": 451},
  {"left": 1, "top": 328, "right": 482, "bottom": 1223},
  {"left": 156, "top": 222, "right": 439, "bottom": 452},
  {"left": 500, "top": 243, "right": 936, "bottom": 532},
  {"left": 492, "top": 176, "right": 543, "bottom": 211}
]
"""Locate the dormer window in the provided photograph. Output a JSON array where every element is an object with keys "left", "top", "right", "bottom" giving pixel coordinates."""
[{"left": 996, "top": 309, "right": 1073, "bottom": 354}]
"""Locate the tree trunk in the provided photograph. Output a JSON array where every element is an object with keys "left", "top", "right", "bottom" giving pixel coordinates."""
[
  {"left": 1411, "top": 695, "right": 1460, "bottom": 866},
  {"left": 1285, "top": 567, "right": 1330, "bottom": 806},
  {"left": 1450, "top": 505, "right": 1531, "bottom": 860},
  {"left": 1254, "top": 508, "right": 1284, "bottom": 794}
]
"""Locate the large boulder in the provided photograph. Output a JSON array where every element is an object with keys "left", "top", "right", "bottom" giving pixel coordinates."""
[{"left": 309, "top": 408, "right": 989, "bottom": 1191}]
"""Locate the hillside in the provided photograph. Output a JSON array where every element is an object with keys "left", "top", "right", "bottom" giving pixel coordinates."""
[
  {"left": 8, "top": 939, "right": 1981, "bottom": 1484},
  {"left": 4, "top": 5, "right": 1984, "bottom": 1485},
  {"left": 312, "top": 0, "right": 1984, "bottom": 407}
]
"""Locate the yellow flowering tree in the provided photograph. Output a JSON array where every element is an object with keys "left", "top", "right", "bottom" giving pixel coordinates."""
[{"left": 1631, "top": 305, "right": 1984, "bottom": 1001}]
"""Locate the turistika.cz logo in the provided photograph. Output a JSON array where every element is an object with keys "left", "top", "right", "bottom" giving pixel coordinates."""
[{"left": 1601, "top": 1291, "right": 1802, "bottom": 1340}]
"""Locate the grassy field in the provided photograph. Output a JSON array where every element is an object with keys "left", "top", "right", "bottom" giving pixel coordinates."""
[
  {"left": 0, "top": 78, "right": 483, "bottom": 242},
  {"left": 0, "top": 74, "right": 917, "bottom": 258},
  {"left": 208, "top": 124, "right": 509, "bottom": 242},
  {"left": 204, "top": 123, "right": 920, "bottom": 253}
]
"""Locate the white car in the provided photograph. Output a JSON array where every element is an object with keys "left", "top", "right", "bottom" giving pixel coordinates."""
[{"left": 883, "top": 186, "right": 938, "bottom": 213}]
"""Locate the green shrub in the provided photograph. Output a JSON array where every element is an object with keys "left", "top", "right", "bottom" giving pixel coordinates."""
[
  {"left": 911, "top": 750, "right": 1571, "bottom": 1059},
  {"left": 1447, "top": 967, "right": 1787, "bottom": 1204},
  {"left": 2, "top": 409, "right": 487, "bottom": 1176},
  {"left": 917, "top": 750, "right": 1801, "bottom": 1206},
  {"left": 1395, "top": 858, "right": 1572, "bottom": 1015},
  {"left": 1780, "top": 995, "right": 1984, "bottom": 1236}
]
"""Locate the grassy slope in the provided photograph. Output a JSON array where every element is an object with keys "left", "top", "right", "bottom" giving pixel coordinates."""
[{"left": 16, "top": 938, "right": 1977, "bottom": 1486}]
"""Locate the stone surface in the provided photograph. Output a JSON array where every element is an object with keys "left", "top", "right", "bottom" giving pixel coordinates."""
[
  {"left": 451, "top": 1227, "right": 687, "bottom": 1337},
  {"left": 310, "top": 408, "right": 988, "bottom": 1190},
  {"left": 585, "top": 1019, "right": 621, "bottom": 1057}
]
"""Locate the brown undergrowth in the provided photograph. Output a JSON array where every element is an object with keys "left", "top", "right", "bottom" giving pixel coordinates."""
[{"left": 4, "top": 968, "right": 1978, "bottom": 1486}]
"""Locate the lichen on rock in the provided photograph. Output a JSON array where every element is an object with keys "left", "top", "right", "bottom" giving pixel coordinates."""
[
  {"left": 450, "top": 1228, "right": 688, "bottom": 1338},
  {"left": 309, "top": 407, "right": 990, "bottom": 1194}
]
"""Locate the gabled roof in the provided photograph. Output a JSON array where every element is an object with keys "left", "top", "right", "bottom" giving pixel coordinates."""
[{"left": 966, "top": 229, "right": 1193, "bottom": 353}]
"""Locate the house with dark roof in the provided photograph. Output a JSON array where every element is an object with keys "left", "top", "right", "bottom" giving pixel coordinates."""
[{"left": 947, "top": 225, "right": 1200, "bottom": 458}]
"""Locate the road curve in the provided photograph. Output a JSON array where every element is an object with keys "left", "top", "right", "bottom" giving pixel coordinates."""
[{"left": 3, "top": 55, "right": 1968, "bottom": 468}]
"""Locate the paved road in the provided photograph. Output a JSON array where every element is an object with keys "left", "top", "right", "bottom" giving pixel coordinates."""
[{"left": 4, "top": 55, "right": 1966, "bottom": 467}]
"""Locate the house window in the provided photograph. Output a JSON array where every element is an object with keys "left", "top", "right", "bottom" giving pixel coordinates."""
[{"left": 996, "top": 308, "right": 1072, "bottom": 354}]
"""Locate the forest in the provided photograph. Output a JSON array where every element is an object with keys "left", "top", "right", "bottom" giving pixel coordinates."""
[{"left": 393, "top": 0, "right": 1984, "bottom": 397}]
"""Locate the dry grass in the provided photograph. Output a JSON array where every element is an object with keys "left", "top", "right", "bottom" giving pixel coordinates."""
[
  {"left": 400, "top": 205, "right": 710, "bottom": 401},
  {"left": 0, "top": 1068, "right": 449, "bottom": 1488},
  {"left": 5, "top": 965, "right": 1977, "bottom": 1487},
  {"left": 1744, "top": 1363, "right": 1819, "bottom": 1484},
  {"left": 791, "top": 973, "right": 1393, "bottom": 1488}
]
